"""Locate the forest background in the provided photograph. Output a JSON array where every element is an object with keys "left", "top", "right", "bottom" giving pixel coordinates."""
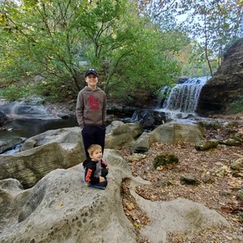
[{"left": 0, "top": 0, "right": 242, "bottom": 107}]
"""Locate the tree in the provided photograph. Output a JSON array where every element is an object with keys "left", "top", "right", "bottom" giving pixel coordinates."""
[
  {"left": 0, "top": 0, "right": 185, "bottom": 102},
  {"left": 135, "top": 0, "right": 243, "bottom": 77},
  {"left": 177, "top": 0, "right": 243, "bottom": 76}
]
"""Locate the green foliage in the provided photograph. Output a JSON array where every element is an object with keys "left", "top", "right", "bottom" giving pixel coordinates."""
[
  {"left": 153, "top": 152, "right": 179, "bottom": 169},
  {"left": 227, "top": 96, "right": 243, "bottom": 114},
  {"left": 139, "top": 1, "right": 243, "bottom": 77},
  {"left": 0, "top": 0, "right": 188, "bottom": 102},
  {"left": 32, "top": 78, "right": 69, "bottom": 102},
  {"left": 0, "top": 85, "right": 29, "bottom": 102}
]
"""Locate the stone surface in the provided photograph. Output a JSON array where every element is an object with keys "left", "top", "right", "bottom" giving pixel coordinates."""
[
  {"left": 0, "top": 122, "right": 142, "bottom": 188},
  {"left": 0, "top": 150, "right": 230, "bottom": 243},
  {"left": 197, "top": 38, "right": 243, "bottom": 115},
  {"left": 0, "top": 150, "right": 137, "bottom": 243},
  {"left": 105, "top": 121, "right": 143, "bottom": 149},
  {"left": 129, "top": 179, "right": 230, "bottom": 243},
  {"left": 0, "top": 127, "right": 85, "bottom": 188},
  {"left": 133, "top": 122, "right": 205, "bottom": 153}
]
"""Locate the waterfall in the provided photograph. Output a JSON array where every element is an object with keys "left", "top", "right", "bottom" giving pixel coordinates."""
[{"left": 157, "top": 76, "right": 210, "bottom": 119}]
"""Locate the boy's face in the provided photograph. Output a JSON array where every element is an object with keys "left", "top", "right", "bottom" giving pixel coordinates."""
[
  {"left": 90, "top": 149, "right": 102, "bottom": 161},
  {"left": 85, "top": 74, "right": 98, "bottom": 88}
]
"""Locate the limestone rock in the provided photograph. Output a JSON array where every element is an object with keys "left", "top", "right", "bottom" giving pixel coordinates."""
[
  {"left": 0, "top": 150, "right": 231, "bottom": 243},
  {"left": 197, "top": 38, "right": 243, "bottom": 115},
  {"left": 0, "top": 127, "right": 85, "bottom": 188},
  {"left": 133, "top": 122, "right": 205, "bottom": 153},
  {"left": 0, "top": 149, "right": 137, "bottom": 243},
  {"left": 105, "top": 121, "right": 143, "bottom": 149},
  {"left": 128, "top": 180, "right": 230, "bottom": 242}
]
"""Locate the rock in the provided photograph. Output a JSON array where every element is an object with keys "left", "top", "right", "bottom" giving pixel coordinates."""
[
  {"left": 0, "top": 150, "right": 231, "bottom": 243},
  {"left": 195, "top": 139, "right": 219, "bottom": 151},
  {"left": 129, "top": 180, "right": 230, "bottom": 242},
  {"left": 230, "top": 157, "right": 243, "bottom": 170},
  {"left": 133, "top": 122, "right": 205, "bottom": 153},
  {"left": 132, "top": 133, "right": 151, "bottom": 153},
  {"left": 220, "top": 138, "right": 241, "bottom": 146},
  {"left": 105, "top": 121, "right": 143, "bottom": 149},
  {"left": 180, "top": 175, "right": 200, "bottom": 185},
  {"left": 0, "top": 111, "right": 7, "bottom": 126},
  {"left": 197, "top": 38, "right": 243, "bottom": 116},
  {"left": 0, "top": 127, "right": 85, "bottom": 188},
  {"left": 0, "top": 122, "right": 143, "bottom": 187},
  {"left": 155, "top": 177, "right": 170, "bottom": 187},
  {"left": 153, "top": 152, "right": 179, "bottom": 169},
  {"left": 0, "top": 150, "right": 137, "bottom": 243},
  {"left": 129, "top": 109, "right": 166, "bottom": 130},
  {"left": 0, "top": 137, "right": 26, "bottom": 154},
  {"left": 57, "top": 113, "right": 71, "bottom": 119}
]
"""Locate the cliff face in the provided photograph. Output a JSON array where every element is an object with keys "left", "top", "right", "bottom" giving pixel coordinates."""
[{"left": 197, "top": 38, "right": 243, "bottom": 116}]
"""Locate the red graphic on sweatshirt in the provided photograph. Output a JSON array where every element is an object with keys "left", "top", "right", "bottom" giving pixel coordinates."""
[{"left": 88, "top": 95, "right": 99, "bottom": 110}]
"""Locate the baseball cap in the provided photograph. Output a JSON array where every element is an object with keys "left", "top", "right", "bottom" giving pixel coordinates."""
[{"left": 85, "top": 68, "right": 98, "bottom": 77}]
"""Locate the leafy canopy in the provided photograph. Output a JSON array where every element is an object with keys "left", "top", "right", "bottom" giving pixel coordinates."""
[{"left": 0, "top": 0, "right": 186, "bottom": 102}]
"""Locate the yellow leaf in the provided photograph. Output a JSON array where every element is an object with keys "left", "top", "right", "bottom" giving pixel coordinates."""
[
  {"left": 133, "top": 223, "right": 140, "bottom": 228},
  {"left": 58, "top": 202, "right": 64, "bottom": 206}
]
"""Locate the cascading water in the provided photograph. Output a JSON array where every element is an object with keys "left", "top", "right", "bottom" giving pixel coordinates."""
[{"left": 157, "top": 76, "right": 211, "bottom": 120}]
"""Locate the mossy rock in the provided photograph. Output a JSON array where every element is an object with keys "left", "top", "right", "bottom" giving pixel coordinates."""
[
  {"left": 195, "top": 139, "right": 219, "bottom": 151},
  {"left": 153, "top": 153, "right": 179, "bottom": 169}
]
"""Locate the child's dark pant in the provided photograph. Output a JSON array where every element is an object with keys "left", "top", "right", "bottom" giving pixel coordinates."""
[{"left": 82, "top": 124, "right": 106, "bottom": 159}]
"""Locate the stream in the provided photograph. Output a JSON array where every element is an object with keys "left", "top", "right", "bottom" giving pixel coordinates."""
[{"left": 0, "top": 76, "right": 215, "bottom": 154}]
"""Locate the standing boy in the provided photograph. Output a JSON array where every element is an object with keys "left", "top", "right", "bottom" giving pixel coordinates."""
[{"left": 76, "top": 68, "right": 107, "bottom": 159}]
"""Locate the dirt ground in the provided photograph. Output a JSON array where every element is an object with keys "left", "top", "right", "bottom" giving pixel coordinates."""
[
  {"left": 48, "top": 102, "right": 243, "bottom": 242},
  {"left": 119, "top": 124, "right": 243, "bottom": 243}
]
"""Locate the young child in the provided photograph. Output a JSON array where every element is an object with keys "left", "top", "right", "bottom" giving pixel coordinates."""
[
  {"left": 76, "top": 68, "right": 107, "bottom": 159},
  {"left": 83, "top": 144, "right": 109, "bottom": 189}
]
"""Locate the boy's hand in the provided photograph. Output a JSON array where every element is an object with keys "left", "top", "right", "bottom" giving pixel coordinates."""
[
  {"left": 106, "top": 166, "right": 109, "bottom": 170},
  {"left": 99, "top": 176, "right": 105, "bottom": 182}
]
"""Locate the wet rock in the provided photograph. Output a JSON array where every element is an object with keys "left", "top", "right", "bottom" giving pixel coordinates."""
[{"left": 0, "top": 111, "right": 7, "bottom": 126}]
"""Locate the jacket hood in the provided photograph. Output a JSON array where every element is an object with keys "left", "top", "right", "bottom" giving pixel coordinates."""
[
  {"left": 83, "top": 86, "right": 101, "bottom": 92},
  {"left": 83, "top": 159, "right": 90, "bottom": 167}
]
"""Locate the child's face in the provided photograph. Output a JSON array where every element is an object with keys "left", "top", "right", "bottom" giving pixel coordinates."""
[
  {"left": 85, "top": 74, "right": 98, "bottom": 88},
  {"left": 90, "top": 149, "right": 102, "bottom": 161}
]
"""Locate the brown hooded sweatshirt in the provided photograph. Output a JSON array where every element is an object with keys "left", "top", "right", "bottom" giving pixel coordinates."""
[{"left": 76, "top": 86, "right": 106, "bottom": 129}]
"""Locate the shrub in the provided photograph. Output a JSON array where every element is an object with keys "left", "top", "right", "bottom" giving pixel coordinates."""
[{"left": 0, "top": 85, "right": 29, "bottom": 102}]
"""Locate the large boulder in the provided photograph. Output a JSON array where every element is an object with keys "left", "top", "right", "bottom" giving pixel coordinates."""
[
  {"left": 0, "top": 149, "right": 230, "bottom": 243},
  {"left": 0, "top": 149, "right": 137, "bottom": 243},
  {"left": 0, "top": 127, "right": 85, "bottom": 188},
  {"left": 105, "top": 121, "right": 143, "bottom": 149},
  {"left": 0, "top": 122, "right": 143, "bottom": 187},
  {"left": 132, "top": 122, "right": 205, "bottom": 153},
  {"left": 197, "top": 38, "right": 243, "bottom": 116},
  {"left": 0, "top": 100, "right": 54, "bottom": 119}
]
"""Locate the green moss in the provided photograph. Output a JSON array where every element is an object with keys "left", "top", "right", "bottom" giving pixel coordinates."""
[{"left": 153, "top": 152, "right": 179, "bottom": 169}]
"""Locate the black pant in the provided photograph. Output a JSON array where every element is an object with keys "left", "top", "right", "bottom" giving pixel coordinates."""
[{"left": 82, "top": 125, "right": 106, "bottom": 159}]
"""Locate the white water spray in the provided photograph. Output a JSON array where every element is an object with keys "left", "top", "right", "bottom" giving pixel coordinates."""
[{"left": 157, "top": 76, "right": 210, "bottom": 120}]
